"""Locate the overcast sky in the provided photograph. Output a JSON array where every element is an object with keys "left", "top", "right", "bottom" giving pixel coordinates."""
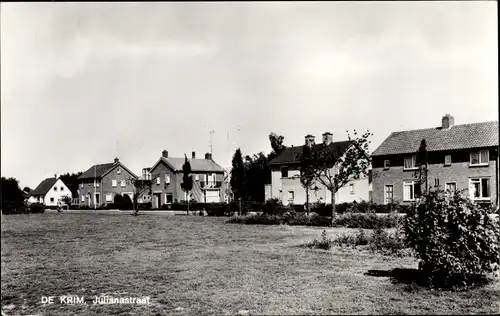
[{"left": 1, "top": 1, "right": 498, "bottom": 188}]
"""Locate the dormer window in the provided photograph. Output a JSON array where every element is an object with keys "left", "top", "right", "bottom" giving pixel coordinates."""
[
  {"left": 384, "top": 160, "right": 390, "bottom": 169},
  {"left": 403, "top": 155, "right": 417, "bottom": 170},
  {"left": 470, "top": 150, "right": 489, "bottom": 166}
]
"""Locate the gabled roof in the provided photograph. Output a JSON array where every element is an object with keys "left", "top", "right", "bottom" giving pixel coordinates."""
[
  {"left": 151, "top": 157, "right": 225, "bottom": 173},
  {"left": 372, "top": 121, "right": 499, "bottom": 157},
  {"left": 268, "top": 140, "right": 353, "bottom": 166},
  {"left": 30, "top": 178, "right": 58, "bottom": 196},
  {"left": 78, "top": 162, "right": 138, "bottom": 180}
]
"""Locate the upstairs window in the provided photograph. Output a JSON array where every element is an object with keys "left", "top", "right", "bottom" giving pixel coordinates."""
[
  {"left": 349, "top": 183, "right": 355, "bottom": 195},
  {"left": 281, "top": 167, "right": 289, "bottom": 178},
  {"left": 444, "top": 155, "right": 452, "bottom": 166},
  {"left": 117, "top": 168, "right": 121, "bottom": 175},
  {"left": 470, "top": 150, "right": 489, "bottom": 166},
  {"left": 404, "top": 156, "right": 417, "bottom": 170},
  {"left": 384, "top": 160, "right": 390, "bottom": 169},
  {"left": 165, "top": 174, "right": 170, "bottom": 184},
  {"left": 156, "top": 177, "right": 160, "bottom": 185},
  {"left": 54, "top": 187, "right": 57, "bottom": 191},
  {"left": 112, "top": 180, "right": 117, "bottom": 187},
  {"left": 60, "top": 187, "right": 64, "bottom": 191},
  {"left": 121, "top": 180, "right": 126, "bottom": 187}
]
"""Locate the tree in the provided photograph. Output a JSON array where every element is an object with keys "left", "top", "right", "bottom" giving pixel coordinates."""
[
  {"left": 309, "top": 130, "right": 372, "bottom": 222},
  {"left": 243, "top": 152, "right": 268, "bottom": 202},
  {"left": 300, "top": 144, "right": 316, "bottom": 213},
  {"left": 59, "top": 172, "right": 83, "bottom": 199},
  {"left": 268, "top": 133, "right": 286, "bottom": 161},
  {"left": 1, "top": 177, "right": 26, "bottom": 214},
  {"left": 415, "top": 139, "right": 428, "bottom": 196},
  {"left": 180, "top": 154, "right": 193, "bottom": 214},
  {"left": 230, "top": 148, "right": 245, "bottom": 202},
  {"left": 126, "top": 174, "right": 159, "bottom": 216}
]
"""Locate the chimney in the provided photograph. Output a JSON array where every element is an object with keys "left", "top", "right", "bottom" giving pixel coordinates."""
[
  {"left": 114, "top": 157, "right": 119, "bottom": 164},
  {"left": 54, "top": 173, "right": 59, "bottom": 179},
  {"left": 162, "top": 150, "right": 168, "bottom": 158},
  {"left": 304, "top": 134, "right": 315, "bottom": 147},
  {"left": 322, "top": 132, "right": 333, "bottom": 145},
  {"left": 441, "top": 114, "right": 455, "bottom": 129},
  {"left": 192, "top": 151, "right": 196, "bottom": 159},
  {"left": 205, "top": 153, "right": 212, "bottom": 160}
]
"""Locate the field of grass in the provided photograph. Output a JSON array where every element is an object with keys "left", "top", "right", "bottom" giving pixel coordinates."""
[{"left": 1, "top": 213, "right": 499, "bottom": 315}]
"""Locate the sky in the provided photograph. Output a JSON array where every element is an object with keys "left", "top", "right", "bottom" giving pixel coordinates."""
[{"left": 1, "top": 1, "right": 498, "bottom": 189}]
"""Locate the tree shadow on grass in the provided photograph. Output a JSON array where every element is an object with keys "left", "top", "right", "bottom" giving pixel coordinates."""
[{"left": 365, "top": 268, "right": 491, "bottom": 292}]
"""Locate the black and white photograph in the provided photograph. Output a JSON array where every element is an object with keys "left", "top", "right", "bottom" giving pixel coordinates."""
[{"left": 1, "top": 1, "right": 498, "bottom": 315}]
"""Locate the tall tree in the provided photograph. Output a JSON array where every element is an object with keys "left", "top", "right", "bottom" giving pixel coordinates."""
[
  {"left": 126, "top": 175, "right": 158, "bottom": 216},
  {"left": 300, "top": 144, "right": 316, "bottom": 213},
  {"left": 243, "top": 152, "right": 268, "bottom": 202},
  {"left": 180, "top": 154, "right": 193, "bottom": 214},
  {"left": 309, "top": 130, "right": 372, "bottom": 222},
  {"left": 230, "top": 148, "right": 245, "bottom": 202},
  {"left": 415, "top": 139, "right": 428, "bottom": 196}
]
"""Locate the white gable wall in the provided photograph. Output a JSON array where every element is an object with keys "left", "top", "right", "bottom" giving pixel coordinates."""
[{"left": 43, "top": 179, "right": 73, "bottom": 206}]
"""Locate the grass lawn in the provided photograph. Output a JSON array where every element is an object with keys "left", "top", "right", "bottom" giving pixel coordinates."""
[{"left": 1, "top": 214, "right": 499, "bottom": 315}]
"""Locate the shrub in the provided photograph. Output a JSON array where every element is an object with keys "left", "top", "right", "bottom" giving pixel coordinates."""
[
  {"left": 369, "top": 226, "right": 408, "bottom": 256},
  {"left": 28, "top": 203, "right": 45, "bottom": 214},
  {"left": 138, "top": 202, "right": 151, "bottom": 210},
  {"left": 404, "top": 190, "right": 499, "bottom": 289},
  {"left": 262, "top": 198, "right": 288, "bottom": 216},
  {"left": 306, "top": 230, "right": 333, "bottom": 250},
  {"left": 311, "top": 202, "right": 332, "bottom": 217},
  {"left": 121, "top": 194, "right": 134, "bottom": 210},
  {"left": 332, "top": 212, "right": 400, "bottom": 229},
  {"left": 334, "top": 229, "right": 370, "bottom": 246},
  {"left": 227, "top": 214, "right": 284, "bottom": 225}
]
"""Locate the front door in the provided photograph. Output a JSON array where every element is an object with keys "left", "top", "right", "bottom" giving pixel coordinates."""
[
  {"left": 153, "top": 193, "right": 161, "bottom": 208},
  {"left": 95, "top": 193, "right": 100, "bottom": 206}
]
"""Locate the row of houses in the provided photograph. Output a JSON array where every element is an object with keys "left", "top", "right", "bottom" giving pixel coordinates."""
[
  {"left": 29, "top": 151, "right": 228, "bottom": 208},
  {"left": 29, "top": 114, "right": 499, "bottom": 208},
  {"left": 266, "top": 114, "right": 499, "bottom": 206}
]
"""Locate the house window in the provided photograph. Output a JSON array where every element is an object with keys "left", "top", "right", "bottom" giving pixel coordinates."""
[
  {"left": 384, "top": 185, "right": 393, "bottom": 205},
  {"left": 50, "top": 197, "right": 54, "bottom": 202},
  {"left": 349, "top": 183, "right": 355, "bottom": 195},
  {"left": 384, "top": 160, "right": 390, "bottom": 169},
  {"left": 54, "top": 187, "right": 57, "bottom": 191},
  {"left": 434, "top": 178, "right": 440, "bottom": 187},
  {"left": 202, "top": 174, "right": 207, "bottom": 182},
  {"left": 81, "top": 195, "right": 85, "bottom": 202},
  {"left": 445, "top": 182, "right": 456, "bottom": 195},
  {"left": 166, "top": 193, "right": 173, "bottom": 204},
  {"left": 281, "top": 167, "right": 289, "bottom": 178},
  {"left": 195, "top": 174, "right": 199, "bottom": 181},
  {"left": 60, "top": 187, "right": 64, "bottom": 191},
  {"left": 106, "top": 193, "right": 113, "bottom": 202},
  {"left": 117, "top": 168, "right": 121, "bottom": 175},
  {"left": 156, "top": 177, "right": 160, "bottom": 185},
  {"left": 121, "top": 180, "right": 126, "bottom": 187},
  {"left": 96, "top": 182, "right": 100, "bottom": 188},
  {"left": 288, "top": 191, "right": 294, "bottom": 203},
  {"left": 112, "top": 180, "right": 117, "bottom": 187},
  {"left": 403, "top": 181, "right": 420, "bottom": 201},
  {"left": 165, "top": 174, "right": 170, "bottom": 184},
  {"left": 445, "top": 155, "right": 452, "bottom": 166},
  {"left": 470, "top": 150, "right": 489, "bottom": 166},
  {"left": 469, "top": 178, "right": 491, "bottom": 200},
  {"left": 404, "top": 156, "right": 417, "bottom": 170}
]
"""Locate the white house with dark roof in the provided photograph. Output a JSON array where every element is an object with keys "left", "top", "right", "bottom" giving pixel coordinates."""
[
  {"left": 28, "top": 175, "right": 72, "bottom": 206},
  {"left": 267, "top": 133, "right": 371, "bottom": 206},
  {"left": 371, "top": 114, "right": 499, "bottom": 205},
  {"left": 148, "top": 150, "right": 226, "bottom": 207}
]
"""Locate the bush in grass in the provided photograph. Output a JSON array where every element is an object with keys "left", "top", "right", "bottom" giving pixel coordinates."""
[
  {"left": 121, "top": 194, "right": 133, "bottom": 210},
  {"left": 28, "top": 202, "right": 45, "bottom": 214},
  {"left": 404, "top": 189, "right": 499, "bottom": 289},
  {"left": 138, "top": 202, "right": 151, "bottom": 210},
  {"left": 306, "top": 230, "right": 333, "bottom": 250}
]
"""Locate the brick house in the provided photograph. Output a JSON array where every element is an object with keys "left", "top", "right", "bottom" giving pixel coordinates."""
[
  {"left": 267, "top": 133, "right": 371, "bottom": 205},
  {"left": 77, "top": 158, "right": 138, "bottom": 207},
  {"left": 148, "top": 150, "right": 226, "bottom": 208},
  {"left": 28, "top": 175, "right": 72, "bottom": 206},
  {"left": 371, "top": 115, "right": 499, "bottom": 205}
]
